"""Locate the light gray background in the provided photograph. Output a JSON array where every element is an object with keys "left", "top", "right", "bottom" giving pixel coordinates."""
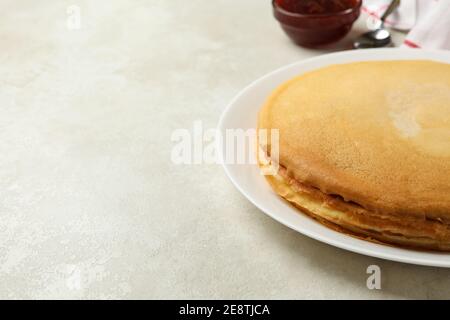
[{"left": 1, "top": 0, "right": 449, "bottom": 299}]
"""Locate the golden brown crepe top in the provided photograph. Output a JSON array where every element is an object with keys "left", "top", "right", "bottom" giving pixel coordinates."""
[{"left": 258, "top": 60, "right": 450, "bottom": 220}]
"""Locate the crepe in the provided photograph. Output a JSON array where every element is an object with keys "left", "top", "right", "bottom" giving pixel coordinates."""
[{"left": 258, "top": 60, "right": 450, "bottom": 251}]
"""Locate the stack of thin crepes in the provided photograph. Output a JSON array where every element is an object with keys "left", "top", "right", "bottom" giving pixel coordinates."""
[{"left": 258, "top": 60, "right": 450, "bottom": 251}]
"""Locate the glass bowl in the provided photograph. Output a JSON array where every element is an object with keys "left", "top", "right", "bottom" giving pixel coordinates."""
[{"left": 273, "top": 0, "right": 362, "bottom": 48}]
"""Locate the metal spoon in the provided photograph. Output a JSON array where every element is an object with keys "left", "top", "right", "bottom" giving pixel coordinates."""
[{"left": 353, "top": 0, "right": 401, "bottom": 49}]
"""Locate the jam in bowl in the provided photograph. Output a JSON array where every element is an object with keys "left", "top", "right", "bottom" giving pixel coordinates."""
[{"left": 273, "top": 0, "right": 362, "bottom": 47}]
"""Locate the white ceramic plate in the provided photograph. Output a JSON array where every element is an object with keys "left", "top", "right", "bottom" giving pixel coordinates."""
[{"left": 219, "top": 48, "right": 450, "bottom": 268}]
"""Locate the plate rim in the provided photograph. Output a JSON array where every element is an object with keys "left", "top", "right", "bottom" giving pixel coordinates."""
[{"left": 218, "top": 48, "right": 450, "bottom": 268}]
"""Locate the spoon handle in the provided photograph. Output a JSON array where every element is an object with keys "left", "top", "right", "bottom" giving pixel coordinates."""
[{"left": 380, "top": 0, "right": 401, "bottom": 23}]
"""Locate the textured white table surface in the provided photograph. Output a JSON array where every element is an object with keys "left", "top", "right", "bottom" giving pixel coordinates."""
[{"left": 1, "top": 0, "right": 449, "bottom": 299}]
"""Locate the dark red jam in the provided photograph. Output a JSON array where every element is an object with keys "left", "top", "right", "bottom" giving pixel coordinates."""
[{"left": 276, "top": 0, "right": 357, "bottom": 14}]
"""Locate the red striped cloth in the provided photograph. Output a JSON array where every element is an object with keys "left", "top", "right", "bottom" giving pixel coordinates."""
[{"left": 362, "top": 0, "right": 450, "bottom": 50}]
